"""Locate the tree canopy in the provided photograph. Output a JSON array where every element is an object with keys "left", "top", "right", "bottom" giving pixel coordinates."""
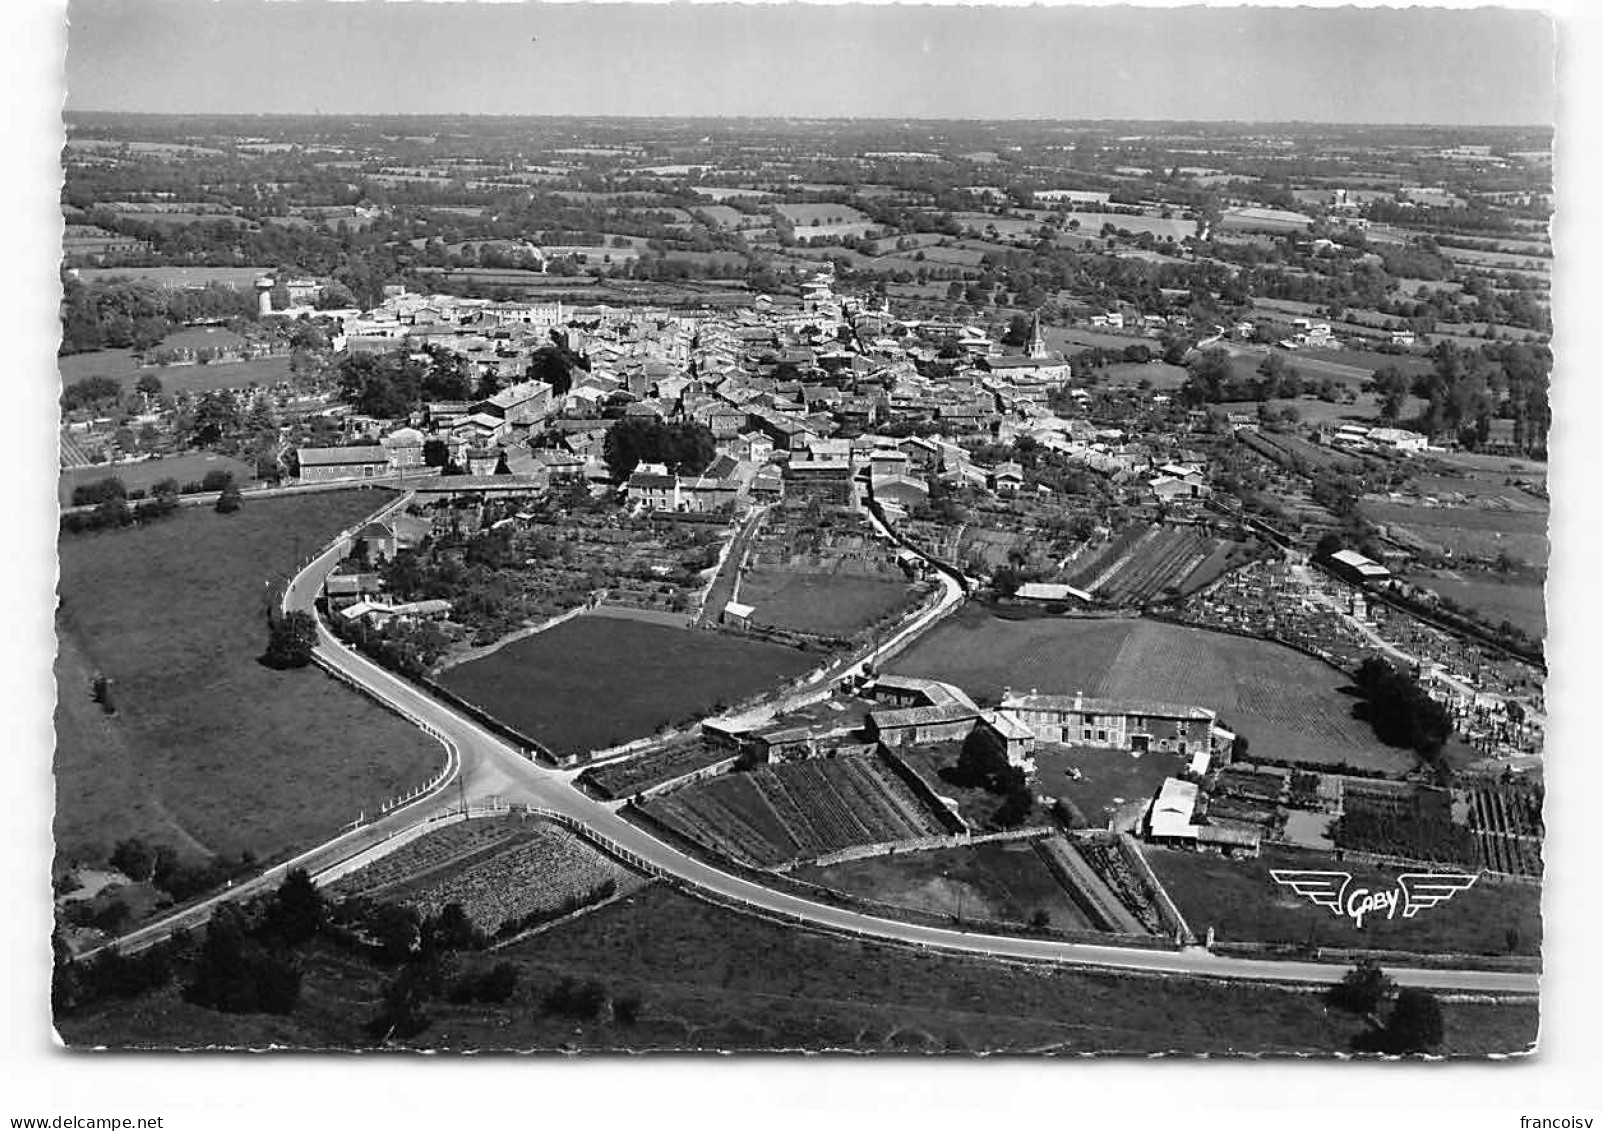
[{"left": 601, "top": 417, "right": 716, "bottom": 481}]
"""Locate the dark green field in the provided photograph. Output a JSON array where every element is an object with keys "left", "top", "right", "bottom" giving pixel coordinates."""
[
  {"left": 437, "top": 616, "right": 817, "bottom": 756},
  {"left": 1145, "top": 845, "right": 1542, "bottom": 957},
  {"left": 889, "top": 610, "right": 1416, "bottom": 775},
  {"left": 55, "top": 488, "right": 443, "bottom": 866},
  {"left": 55, "top": 885, "right": 1538, "bottom": 1054}
]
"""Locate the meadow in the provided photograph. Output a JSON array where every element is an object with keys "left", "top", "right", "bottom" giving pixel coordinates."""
[
  {"left": 889, "top": 610, "right": 1417, "bottom": 774},
  {"left": 1404, "top": 568, "right": 1546, "bottom": 639},
  {"left": 56, "top": 884, "right": 1539, "bottom": 1054},
  {"left": 1363, "top": 499, "right": 1548, "bottom": 566},
  {"left": 795, "top": 839, "right": 1096, "bottom": 930},
  {"left": 54, "top": 489, "right": 442, "bottom": 867},
  {"left": 60, "top": 452, "right": 256, "bottom": 506},
  {"left": 1144, "top": 844, "right": 1542, "bottom": 957},
  {"left": 737, "top": 570, "right": 920, "bottom": 636},
  {"left": 437, "top": 616, "right": 817, "bottom": 757},
  {"left": 60, "top": 349, "right": 293, "bottom": 397}
]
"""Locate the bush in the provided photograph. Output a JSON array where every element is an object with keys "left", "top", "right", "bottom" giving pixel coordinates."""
[
  {"left": 1327, "top": 960, "right": 1394, "bottom": 1015},
  {"left": 611, "top": 992, "right": 643, "bottom": 1025},
  {"left": 70, "top": 476, "right": 127, "bottom": 507},
  {"left": 541, "top": 976, "right": 607, "bottom": 1020},
  {"left": 447, "top": 961, "right": 520, "bottom": 1005}
]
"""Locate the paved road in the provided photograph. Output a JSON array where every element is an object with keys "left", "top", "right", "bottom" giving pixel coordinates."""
[{"left": 93, "top": 498, "right": 1540, "bottom": 996}]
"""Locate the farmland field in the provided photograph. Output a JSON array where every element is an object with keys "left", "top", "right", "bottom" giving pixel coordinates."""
[
  {"left": 1062, "top": 524, "right": 1244, "bottom": 606},
  {"left": 1144, "top": 844, "right": 1541, "bottom": 957},
  {"left": 889, "top": 610, "right": 1417, "bottom": 774},
  {"left": 54, "top": 488, "right": 441, "bottom": 867},
  {"left": 1058, "top": 212, "right": 1196, "bottom": 240},
  {"left": 793, "top": 839, "right": 1096, "bottom": 930},
  {"left": 332, "top": 816, "right": 638, "bottom": 932},
  {"left": 737, "top": 569, "right": 921, "bottom": 636},
  {"left": 638, "top": 752, "right": 951, "bottom": 867},
  {"left": 774, "top": 202, "right": 869, "bottom": 226},
  {"left": 438, "top": 616, "right": 817, "bottom": 757},
  {"left": 59, "top": 451, "right": 257, "bottom": 506}
]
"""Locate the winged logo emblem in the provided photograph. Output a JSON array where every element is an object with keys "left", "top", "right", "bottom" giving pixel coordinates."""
[
  {"left": 1269, "top": 870, "right": 1351, "bottom": 914},
  {"left": 1397, "top": 872, "right": 1480, "bottom": 918},
  {"left": 1271, "top": 869, "right": 1479, "bottom": 929}
]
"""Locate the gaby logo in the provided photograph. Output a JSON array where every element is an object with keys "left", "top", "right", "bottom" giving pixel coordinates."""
[{"left": 1269, "top": 870, "right": 1479, "bottom": 929}]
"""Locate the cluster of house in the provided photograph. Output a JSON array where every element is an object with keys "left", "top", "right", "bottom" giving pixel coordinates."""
[
  {"left": 286, "top": 278, "right": 1221, "bottom": 522},
  {"left": 320, "top": 512, "right": 452, "bottom": 631}
]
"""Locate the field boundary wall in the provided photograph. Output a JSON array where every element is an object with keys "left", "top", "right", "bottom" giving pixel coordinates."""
[
  {"left": 876, "top": 748, "right": 970, "bottom": 835},
  {"left": 1116, "top": 833, "right": 1196, "bottom": 945}
]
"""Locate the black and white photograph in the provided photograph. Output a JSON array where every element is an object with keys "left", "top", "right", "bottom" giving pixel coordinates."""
[{"left": 4, "top": 0, "right": 1600, "bottom": 1123}]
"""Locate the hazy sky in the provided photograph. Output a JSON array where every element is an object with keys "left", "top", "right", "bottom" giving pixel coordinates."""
[{"left": 65, "top": 2, "right": 1556, "bottom": 125}]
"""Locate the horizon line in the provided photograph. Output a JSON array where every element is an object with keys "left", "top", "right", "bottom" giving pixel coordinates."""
[{"left": 61, "top": 110, "right": 1555, "bottom": 131}]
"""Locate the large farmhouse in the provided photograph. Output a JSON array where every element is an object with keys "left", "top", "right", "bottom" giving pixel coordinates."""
[{"left": 999, "top": 689, "right": 1223, "bottom": 756}]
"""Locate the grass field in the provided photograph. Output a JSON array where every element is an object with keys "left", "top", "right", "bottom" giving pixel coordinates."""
[
  {"left": 54, "top": 489, "right": 442, "bottom": 867},
  {"left": 59, "top": 452, "right": 256, "bottom": 506},
  {"left": 795, "top": 839, "right": 1096, "bottom": 930},
  {"left": 60, "top": 349, "right": 292, "bottom": 397},
  {"left": 1034, "top": 744, "right": 1188, "bottom": 827},
  {"left": 889, "top": 610, "right": 1417, "bottom": 775},
  {"left": 437, "top": 616, "right": 817, "bottom": 756},
  {"left": 55, "top": 884, "right": 1538, "bottom": 1053},
  {"left": 1404, "top": 568, "right": 1546, "bottom": 638},
  {"left": 1145, "top": 844, "right": 1542, "bottom": 957},
  {"left": 1363, "top": 500, "right": 1549, "bottom": 566},
  {"left": 1099, "top": 360, "right": 1189, "bottom": 389},
  {"left": 737, "top": 570, "right": 919, "bottom": 636}
]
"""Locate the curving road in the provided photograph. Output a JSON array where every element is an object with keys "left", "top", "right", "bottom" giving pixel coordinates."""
[{"left": 94, "top": 493, "right": 1540, "bottom": 996}]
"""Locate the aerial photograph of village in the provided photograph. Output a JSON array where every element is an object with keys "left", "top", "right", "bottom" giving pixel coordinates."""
[{"left": 23, "top": 0, "right": 1589, "bottom": 1114}]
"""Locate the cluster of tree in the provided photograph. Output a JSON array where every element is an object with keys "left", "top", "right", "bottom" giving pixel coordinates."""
[
  {"left": 61, "top": 480, "right": 184, "bottom": 535},
  {"left": 1406, "top": 340, "right": 1550, "bottom": 455},
  {"left": 601, "top": 417, "right": 717, "bottom": 481},
  {"left": 263, "top": 610, "right": 319, "bottom": 669},
  {"left": 331, "top": 607, "right": 454, "bottom": 679},
  {"left": 51, "top": 929, "right": 182, "bottom": 1014},
  {"left": 1350, "top": 655, "right": 1454, "bottom": 759},
  {"left": 105, "top": 836, "right": 261, "bottom": 902},
  {"left": 948, "top": 729, "right": 1035, "bottom": 828},
  {"left": 1327, "top": 961, "right": 1446, "bottom": 1055},
  {"left": 1180, "top": 347, "right": 1341, "bottom": 407},
  {"left": 61, "top": 375, "right": 127, "bottom": 413},
  {"left": 336, "top": 345, "right": 480, "bottom": 418},
  {"left": 59, "top": 274, "right": 259, "bottom": 355}
]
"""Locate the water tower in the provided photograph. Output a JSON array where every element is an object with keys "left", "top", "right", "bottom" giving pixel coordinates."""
[{"left": 254, "top": 276, "right": 275, "bottom": 317}]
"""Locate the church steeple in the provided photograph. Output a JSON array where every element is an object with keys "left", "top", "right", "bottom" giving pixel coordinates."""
[{"left": 1027, "top": 309, "right": 1047, "bottom": 359}]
